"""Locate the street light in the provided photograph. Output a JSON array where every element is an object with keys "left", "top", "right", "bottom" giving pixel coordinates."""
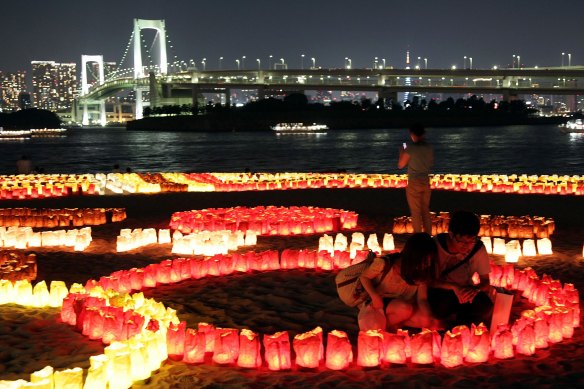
[
  {"left": 464, "top": 56, "right": 467, "bottom": 69},
  {"left": 517, "top": 55, "right": 521, "bottom": 68},
  {"left": 469, "top": 57, "right": 473, "bottom": 69},
  {"left": 568, "top": 53, "right": 572, "bottom": 67},
  {"left": 562, "top": 52, "right": 565, "bottom": 67},
  {"left": 345, "top": 57, "right": 352, "bottom": 69},
  {"left": 219, "top": 57, "right": 223, "bottom": 70},
  {"left": 374, "top": 57, "right": 378, "bottom": 69},
  {"left": 301, "top": 54, "right": 305, "bottom": 69},
  {"left": 424, "top": 58, "right": 428, "bottom": 69},
  {"left": 202, "top": 58, "right": 206, "bottom": 71},
  {"left": 236, "top": 59, "right": 240, "bottom": 70},
  {"left": 269, "top": 55, "right": 273, "bottom": 70},
  {"left": 382, "top": 58, "right": 386, "bottom": 68},
  {"left": 242, "top": 56, "right": 246, "bottom": 69},
  {"left": 311, "top": 57, "right": 316, "bottom": 69},
  {"left": 256, "top": 58, "right": 261, "bottom": 70}
]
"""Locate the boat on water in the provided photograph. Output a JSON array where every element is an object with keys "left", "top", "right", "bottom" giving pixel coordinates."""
[
  {"left": 271, "top": 123, "right": 328, "bottom": 135},
  {"left": 560, "top": 119, "right": 584, "bottom": 133},
  {"left": 0, "top": 127, "right": 67, "bottom": 140}
]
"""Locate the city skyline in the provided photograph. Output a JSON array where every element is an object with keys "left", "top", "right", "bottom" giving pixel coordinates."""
[{"left": 1, "top": 1, "right": 583, "bottom": 73}]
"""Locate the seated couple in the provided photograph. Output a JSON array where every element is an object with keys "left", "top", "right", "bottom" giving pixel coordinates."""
[{"left": 358, "top": 210, "right": 495, "bottom": 332}]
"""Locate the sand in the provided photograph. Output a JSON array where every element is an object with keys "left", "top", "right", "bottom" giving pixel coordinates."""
[{"left": 0, "top": 187, "right": 582, "bottom": 388}]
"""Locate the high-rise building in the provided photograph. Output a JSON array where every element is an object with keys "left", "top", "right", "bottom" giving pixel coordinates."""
[
  {"left": 31, "top": 61, "right": 77, "bottom": 110},
  {"left": 0, "top": 70, "right": 27, "bottom": 111}
]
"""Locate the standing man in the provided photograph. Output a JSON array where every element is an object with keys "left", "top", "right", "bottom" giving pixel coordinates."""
[{"left": 398, "top": 123, "right": 434, "bottom": 234}]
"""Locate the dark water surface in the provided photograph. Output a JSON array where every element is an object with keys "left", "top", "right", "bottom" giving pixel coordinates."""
[{"left": 0, "top": 125, "right": 582, "bottom": 175}]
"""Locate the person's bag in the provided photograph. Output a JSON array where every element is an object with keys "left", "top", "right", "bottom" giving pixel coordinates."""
[
  {"left": 358, "top": 303, "right": 387, "bottom": 331},
  {"left": 335, "top": 251, "right": 397, "bottom": 307}
]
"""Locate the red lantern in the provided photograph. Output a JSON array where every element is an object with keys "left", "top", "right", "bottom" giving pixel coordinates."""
[
  {"left": 491, "top": 325, "right": 514, "bottom": 359},
  {"left": 516, "top": 323, "right": 536, "bottom": 356},
  {"left": 212, "top": 328, "right": 239, "bottom": 365},
  {"left": 184, "top": 328, "right": 206, "bottom": 364},
  {"left": 410, "top": 329, "right": 435, "bottom": 365},
  {"left": 451, "top": 325, "right": 470, "bottom": 357},
  {"left": 293, "top": 327, "right": 323, "bottom": 369},
  {"left": 198, "top": 322, "right": 216, "bottom": 353},
  {"left": 81, "top": 307, "right": 104, "bottom": 340},
  {"left": 440, "top": 331, "right": 464, "bottom": 367},
  {"left": 325, "top": 330, "right": 353, "bottom": 370},
  {"left": 548, "top": 308, "right": 564, "bottom": 344},
  {"left": 357, "top": 330, "right": 383, "bottom": 367},
  {"left": 167, "top": 321, "right": 186, "bottom": 360},
  {"left": 280, "top": 249, "right": 299, "bottom": 270},
  {"left": 382, "top": 331, "right": 408, "bottom": 364},
  {"left": 465, "top": 323, "right": 490, "bottom": 363},
  {"left": 237, "top": 329, "right": 262, "bottom": 369},
  {"left": 263, "top": 331, "right": 291, "bottom": 371}
]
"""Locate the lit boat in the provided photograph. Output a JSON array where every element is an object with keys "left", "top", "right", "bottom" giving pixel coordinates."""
[
  {"left": 271, "top": 123, "right": 328, "bottom": 135},
  {"left": 0, "top": 127, "right": 31, "bottom": 140},
  {"left": 560, "top": 119, "right": 584, "bottom": 133},
  {"left": 0, "top": 127, "right": 67, "bottom": 140}
]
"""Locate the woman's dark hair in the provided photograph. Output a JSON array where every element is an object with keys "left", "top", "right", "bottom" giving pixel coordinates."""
[
  {"left": 399, "top": 232, "right": 437, "bottom": 285},
  {"left": 409, "top": 123, "right": 425, "bottom": 137},
  {"left": 448, "top": 210, "right": 480, "bottom": 236}
]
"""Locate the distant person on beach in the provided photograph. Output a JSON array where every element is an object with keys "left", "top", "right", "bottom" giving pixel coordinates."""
[
  {"left": 428, "top": 210, "right": 495, "bottom": 326},
  {"left": 16, "top": 155, "right": 33, "bottom": 174},
  {"left": 113, "top": 164, "right": 121, "bottom": 173},
  {"left": 358, "top": 233, "right": 440, "bottom": 331},
  {"left": 398, "top": 123, "right": 434, "bottom": 234}
]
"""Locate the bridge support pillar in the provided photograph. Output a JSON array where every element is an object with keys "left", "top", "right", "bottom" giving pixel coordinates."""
[
  {"left": 501, "top": 89, "right": 518, "bottom": 102},
  {"left": 135, "top": 89, "right": 143, "bottom": 120},
  {"left": 100, "top": 101, "right": 106, "bottom": 127},
  {"left": 225, "top": 88, "right": 231, "bottom": 107},
  {"left": 82, "top": 103, "right": 89, "bottom": 126},
  {"left": 257, "top": 86, "right": 265, "bottom": 100}
]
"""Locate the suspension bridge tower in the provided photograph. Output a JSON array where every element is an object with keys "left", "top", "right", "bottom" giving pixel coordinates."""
[
  {"left": 133, "top": 18, "right": 168, "bottom": 119},
  {"left": 80, "top": 55, "right": 106, "bottom": 126}
]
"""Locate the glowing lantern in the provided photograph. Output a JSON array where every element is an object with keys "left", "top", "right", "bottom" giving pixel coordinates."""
[
  {"left": 317, "top": 250, "right": 334, "bottom": 271},
  {"left": 319, "top": 234, "right": 334, "bottom": 254},
  {"left": 212, "top": 328, "right": 239, "bottom": 365},
  {"left": 504, "top": 240, "right": 521, "bottom": 263},
  {"left": 263, "top": 331, "right": 291, "bottom": 371},
  {"left": 440, "top": 331, "right": 463, "bottom": 367},
  {"left": 382, "top": 233, "right": 395, "bottom": 251},
  {"left": 522, "top": 239, "right": 537, "bottom": 256},
  {"left": 465, "top": 323, "right": 490, "bottom": 363},
  {"left": 167, "top": 321, "right": 186, "bottom": 360},
  {"left": 237, "top": 329, "right": 262, "bottom": 368},
  {"left": 334, "top": 233, "right": 348, "bottom": 252},
  {"left": 492, "top": 238, "right": 506, "bottom": 255},
  {"left": 451, "top": 325, "right": 470, "bottom": 356},
  {"left": 480, "top": 236, "right": 492, "bottom": 254},
  {"left": 53, "top": 367, "right": 83, "bottom": 388},
  {"left": 533, "top": 317, "right": 550, "bottom": 349},
  {"left": 30, "top": 366, "right": 54, "bottom": 388},
  {"left": 184, "top": 328, "right": 206, "bottom": 364},
  {"left": 293, "top": 327, "right": 323, "bottom": 369},
  {"left": 13, "top": 279, "right": 32, "bottom": 306},
  {"left": 491, "top": 325, "right": 514, "bottom": 359},
  {"left": 105, "top": 346, "right": 133, "bottom": 389},
  {"left": 410, "top": 329, "right": 435, "bottom": 365},
  {"left": 537, "top": 238, "right": 553, "bottom": 255},
  {"left": 357, "top": 330, "right": 384, "bottom": 367},
  {"left": 516, "top": 323, "right": 536, "bottom": 356},
  {"left": 325, "top": 330, "right": 353, "bottom": 370},
  {"left": 351, "top": 232, "right": 365, "bottom": 249},
  {"left": 32, "top": 280, "right": 50, "bottom": 307},
  {"left": 197, "top": 323, "right": 216, "bottom": 352},
  {"left": 82, "top": 307, "right": 104, "bottom": 340},
  {"left": 158, "top": 229, "right": 171, "bottom": 244},
  {"left": 366, "top": 233, "right": 381, "bottom": 253},
  {"left": 84, "top": 354, "right": 110, "bottom": 389},
  {"left": 382, "top": 331, "right": 409, "bottom": 364}
]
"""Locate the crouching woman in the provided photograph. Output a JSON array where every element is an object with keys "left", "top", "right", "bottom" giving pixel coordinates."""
[{"left": 358, "top": 232, "right": 439, "bottom": 332}]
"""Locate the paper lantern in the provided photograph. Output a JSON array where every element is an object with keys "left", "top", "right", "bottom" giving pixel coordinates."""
[
  {"left": 30, "top": 366, "right": 54, "bottom": 388},
  {"left": 263, "top": 331, "right": 291, "bottom": 371},
  {"left": 128, "top": 339, "right": 151, "bottom": 381},
  {"left": 212, "top": 328, "right": 239, "bottom": 365},
  {"left": 492, "top": 325, "right": 514, "bottom": 359},
  {"left": 334, "top": 233, "right": 348, "bottom": 252},
  {"left": 537, "top": 238, "right": 553, "bottom": 255},
  {"left": 183, "top": 329, "right": 206, "bottom": 364},
  {"left": 505, "top": 240, "right": 521, "bottom": 263},
  {"left": 410, "top": 329, "right": 435, "bottom": 365},
  {"left": 325, "top": 330, "right": 353, "bottom": 370},
  {"left": 318, "top": 234, "right": 334, "bottom": 254},
  {"left": 366, "top": 233, "right": 381, "bottom": 253},
  {"left": 492, "top": 238, "right": 506, "bottom": 255},
  {"left": 533, "top": 317, "right": 550, "bottom": 349},
  {"left": 440, "top": 331, "right": 464, "bottom": 367},
  {"left": 84, "top": 354, "right": 110, "bottom": 389},
  {"left": 465, "top": 323, "right": 490, "bottom": 363},
  {"left": 357, "top": 330, "right": 384, "bottom": 367},
  {"left": 382, "top": 233, "right": 395, "bottom": 251},
  {"left": 167, "top": 321, "right": 186, "bottom": 360},
  {"left": 480, "top": 236, "right": 492, "bottom": 254},
  {"left": 382, "top": 332, "right": 408, "bottom": 364},
  {"left": 516, "top": 323, "right": 536, "bottom": 356},
  {"left": 351, "top": 232, "right": 365, "bottom": 248},
  {"left": 522, "top": 239, "right": 537, "bottom": 256},
  {"left": 237, "top": 329, "right": 262, "bottom": 368},
  {"left": 53, "top": 367, "right": 83, "bottom": 389},
  {"left": 293, "top": 327, "right": 323, "bottom": 369}
]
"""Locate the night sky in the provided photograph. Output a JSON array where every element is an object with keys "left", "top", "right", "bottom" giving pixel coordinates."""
[{"left": 1, "top": 0, "right": 582, "bottom": 73}]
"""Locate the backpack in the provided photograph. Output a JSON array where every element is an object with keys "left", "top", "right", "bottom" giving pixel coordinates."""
[{"left": 335, "top": 251, "right": 398, "bottom": 307}]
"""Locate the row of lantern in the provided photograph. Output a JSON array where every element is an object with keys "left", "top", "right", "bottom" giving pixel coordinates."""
[
  {"left": 169, "top": 206, "right": 358, "bottom": 235},
  {"left": 392, "top": 213, "right": 555, "bottom": 239},
  {"left": 0, "top": 279, "right": 69, "bottom": 306},
  {"left": 0, "top": 173, "right": 99, "bottom": 199},
  {"left": 0, "top": 207, "right": 126, "bottom": 227},
  {"left": 116, "top": 228, "right": 171, "bottom": 252},
  {"left": 0, "top": 251, "right": 37, "bottom": 282},
  {"left": 0, "top": 226, "right": 92, "bottom": 251},
  {"left": 481, "top": 236, "right": 553, "bottom": 262},
  {"left": 171, "top": 229, "right": 257, "bottom": 256},
  {"left": 319, "top": 232, "right": 395, "bottom": 257}
]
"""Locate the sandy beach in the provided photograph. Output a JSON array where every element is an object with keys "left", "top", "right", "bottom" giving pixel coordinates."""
[{"left": 0, "top": 187, "right": 582, "bottom": 388}]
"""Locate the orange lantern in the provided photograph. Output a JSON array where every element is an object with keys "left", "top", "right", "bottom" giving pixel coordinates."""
[
  {"left": 451, "top": 325, "right": 470, "bottom": 357},
  {"left": 293, "top": 327, "right": 323, "bottom": 369},
  {"left": 440, "top": 331, "right": 464, "bottom": 367},
  {"left": 263, "top": 331, "right": 291, "bottom": 371},
  {"left": 491, "top": 325, "right": 514, "bottom": 359},
  {"left": 198, "top": 322, "right": 216, "bottom": 353},
  {"left": 212, "top": 328, "right": 239, "bottom": 365},
  {"left": 237, "top": 329, "right": 262, "bottom": 369},
  {"left": 382, "top": 331, "right": 409, "bottom": 364},
  {"left": 465, "top": 323, "right": 490, "bottom": 363},
  {"left": 325, "top": 330, "right": 353, "bottom": 370},
  {"left": 516, "top": 323, "right": 536, "bottom": 356},
  {"left": 184, "top": 328, "right": 206, "bottom": 364},
  {"left": 357, "top": 330, "right": 384, "bottom": 367}
]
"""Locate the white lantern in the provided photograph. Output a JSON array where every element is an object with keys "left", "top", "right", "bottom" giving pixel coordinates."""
[
  {"left": 493, "top": 238, "right": 506, "bottom": 255},
  {"left": 318, "top": 234, "right": 334, "bottom": 254},
  {"left": 537, "top": 238, "right": 553, "bottom": 255},
  {"left": 505, "top": 240, "right": 521, "bottom": 263},
  {"left": 480, "top": 236, "right": 492, "bottom": 254},
  {"left": 382, "top": 233, "right": 395, "bottom": 251},
  {"left": 522, "top": 239, "right": 537, "bottom": 257},
  {"left": 351, "top": 232, "right": 365, "bottom": 248},
  {"left": 334, "top": 233, "right": 348, "bottom": 252}
]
